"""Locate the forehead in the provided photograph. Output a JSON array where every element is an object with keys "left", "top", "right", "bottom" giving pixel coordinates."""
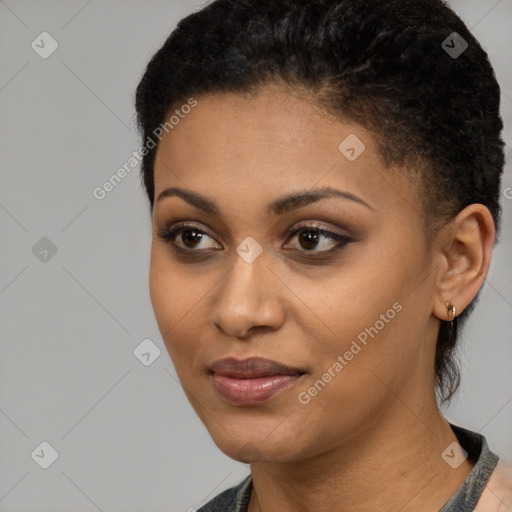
[{"left": 153, "top": 87, "right": 422, "bottom": 223}]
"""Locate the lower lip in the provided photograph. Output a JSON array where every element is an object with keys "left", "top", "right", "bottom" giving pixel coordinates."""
[{"left": 211, "top": 373, "right": 304, "bottom": 405}]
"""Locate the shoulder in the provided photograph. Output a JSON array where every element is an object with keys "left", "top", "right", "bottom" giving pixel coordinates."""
[
  {"left": 197, "top": 475, "right": 252, "bottom": 512},
  {"left": 474, "top": 460, "right": 512, "bottom": 512}
]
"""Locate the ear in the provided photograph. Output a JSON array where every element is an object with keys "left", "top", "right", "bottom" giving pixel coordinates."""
[{"left": 432, "top": 204, "right": 496, "bottom": 321}]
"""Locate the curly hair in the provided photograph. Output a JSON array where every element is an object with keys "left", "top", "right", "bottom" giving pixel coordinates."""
[{"left": 135, "top": 0, "right": 504, "bottom": 403}]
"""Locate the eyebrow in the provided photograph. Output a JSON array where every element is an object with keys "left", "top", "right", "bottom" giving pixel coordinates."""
[{"left": 156, "top": 186, "right": 375, "bottom": 215}]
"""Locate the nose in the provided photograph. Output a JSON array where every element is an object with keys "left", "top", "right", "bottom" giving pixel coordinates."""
[{"left": 210, "top": 251, "right": 286, "bottom": 339}]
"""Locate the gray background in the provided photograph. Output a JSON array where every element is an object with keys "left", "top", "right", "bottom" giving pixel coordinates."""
[{"left": 0, "top": 1, "right": 511, "bottom": 511}]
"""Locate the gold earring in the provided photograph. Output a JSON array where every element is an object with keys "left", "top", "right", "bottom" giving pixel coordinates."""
[{"left": 445, "top": 302, "right": 457, "bottom": 322}]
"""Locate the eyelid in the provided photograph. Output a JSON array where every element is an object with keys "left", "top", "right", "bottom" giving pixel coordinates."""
[
  {"left": 283, "top": 221, "right": 349, "bottom": 239},
  {"left": 283, "top": 222, "right": 352, "bottom": 250},
  {"left": 156, "top": 221, "right": 221, "bottom": 248},
  {"left": 157, "top": 219, "right": 353, "bottom": 255}
]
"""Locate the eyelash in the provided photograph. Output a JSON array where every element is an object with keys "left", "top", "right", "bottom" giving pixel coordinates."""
[{"left": 156, "top": 221, "right": 353, "bottom": 258}]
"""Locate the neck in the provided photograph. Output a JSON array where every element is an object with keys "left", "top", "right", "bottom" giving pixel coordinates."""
[{"left": 248, "top": 405, "right": 474, "bottom": 512}]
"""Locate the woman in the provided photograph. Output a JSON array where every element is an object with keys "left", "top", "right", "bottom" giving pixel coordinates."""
[{"left": 135, "top": 0, "right": 512, "bottom": 510}]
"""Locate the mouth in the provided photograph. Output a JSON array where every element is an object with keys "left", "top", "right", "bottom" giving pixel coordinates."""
[{"left": 208, "top": 357, "right": 306, "bottom": 405}]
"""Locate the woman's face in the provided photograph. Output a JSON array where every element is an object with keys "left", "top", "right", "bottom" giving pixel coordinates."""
[{"left": 150, "top": 85, "right": 441, "bottom": 463}]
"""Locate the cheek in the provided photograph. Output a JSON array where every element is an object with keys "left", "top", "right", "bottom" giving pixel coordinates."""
[
  {"left": 148, "top": 248, "right": 173, "bottom": 335},
  {"left": 299, "top": 233, "right": 430, "bottom": 381},
  {"left": 149, "top": 247, "right": 198, "bottom": 365}
]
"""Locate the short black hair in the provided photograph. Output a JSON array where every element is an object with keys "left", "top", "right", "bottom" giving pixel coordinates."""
[{"left": 135, "top": 0, "right": 505, "bottom": 403}]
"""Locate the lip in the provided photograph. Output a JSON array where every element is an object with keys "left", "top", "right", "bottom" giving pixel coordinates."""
[{"left": 209, "top": 357, "right": 306, "bottom": 406}]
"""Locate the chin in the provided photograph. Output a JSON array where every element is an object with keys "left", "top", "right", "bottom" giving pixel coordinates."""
[{"left": 209, "top": 426, "right": 306, "bottom": 464}]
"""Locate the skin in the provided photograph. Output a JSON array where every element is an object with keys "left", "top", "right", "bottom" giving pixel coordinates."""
[{"left": 149, "top": 84, "right": 495, "bottom": 512}]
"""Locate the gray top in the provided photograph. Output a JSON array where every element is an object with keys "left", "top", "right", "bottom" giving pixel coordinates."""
[{"left": 198, "top": 423, "right": 499, "bottom": 512}]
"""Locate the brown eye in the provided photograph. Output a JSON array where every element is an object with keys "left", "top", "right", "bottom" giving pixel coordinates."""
[
  {"left": 298, "top": 230, "right": 322, "bottom": 251},
  {"left": 157, "top": 221, "right": 352, "bottom": 259},
  {"left": 285, "top": 224, "right": 352, "bottom": 253},
  {"left": 157, "top": 223, "right": 220, "bottom": 251},
  {"left": 180, "top": 228, "right": 205, "bottom": 249}
]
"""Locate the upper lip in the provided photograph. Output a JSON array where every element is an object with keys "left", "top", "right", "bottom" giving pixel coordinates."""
[{"left": 209, "top": 357, "right": 306, "bottom": 378}]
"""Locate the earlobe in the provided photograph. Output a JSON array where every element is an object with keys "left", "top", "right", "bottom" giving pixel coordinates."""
[{"left": 433, "top": 204, "right": 495, "bottom": 321}]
